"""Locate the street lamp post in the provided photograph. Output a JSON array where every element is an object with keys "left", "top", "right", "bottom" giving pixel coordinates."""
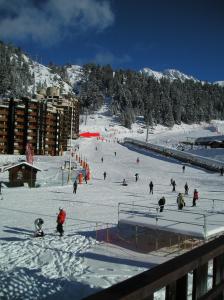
[
  {"left": 61, "top": 165, "right": 64, "bottom": 186},
  {"left": 68, "top": 101, "right": 74, "bottom": 183}
]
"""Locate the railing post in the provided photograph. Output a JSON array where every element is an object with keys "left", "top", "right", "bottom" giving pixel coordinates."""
[
  {"left": 156, "top": 207, "right": 159, "bottom": 250},
  {"left": 135, "top": 225, "right": 138, "bottom": 248},
  {"left": 203, "top": 214, "right": 207, "bottom": 241},
  {"left": 213, "top": 253, "right": 224, "bottom": 300},
  {"left": 118, "top": 203, "right": 120, "bottom": 226},
  {"left": 166, "top": 274, "right": 188, "bottom": 300},
  {"left": 106, "top": 223, "right": 109, "bottom": 242},
  {"left": 192, "top": 263, "right": 208, "bottom": 300},
  {"left": 96, "top": 222, "right": 98, "bottom": 241}
]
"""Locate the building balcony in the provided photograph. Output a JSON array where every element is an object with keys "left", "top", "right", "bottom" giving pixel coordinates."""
[
  {"left": 14, "top": 117, "right": 25, "bottom": 122},
  {"left": 15, "top": 110, "right": 25, "bottom": 116},
  {"left": 0, "top": 116, "right": 8, "bottom": 122},
  {"left": 0, "top": 137, "right": 7, "bottom": 142},
  {"left": 28, "top": 117, "right": 37, "bottom": 122}
]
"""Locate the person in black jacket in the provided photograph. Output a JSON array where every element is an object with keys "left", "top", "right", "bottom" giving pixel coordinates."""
[
  {"left": 184, "top": 182, "right": 189, "bottom": 195},
  {"left": 149, "top": 181, "right": 154, "bottom": 194},
  {"left": 158, "top": 196, "right": 166, "bottom": 212},
  {"left": 73, "top": 180, "right": 78, "bottom": 194}
]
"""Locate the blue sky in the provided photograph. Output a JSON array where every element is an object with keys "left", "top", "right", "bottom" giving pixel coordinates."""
[{"left": 0, "top": 0, "right": 223, "bottom": 82}]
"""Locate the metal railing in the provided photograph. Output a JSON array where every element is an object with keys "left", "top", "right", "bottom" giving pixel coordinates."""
[
  {"left": 123, "top": 137, "right": 224, "bottom": 172},
  {"left": 82, "top": 235, "right": 224, "bottom": 300},
  {"left": 118, "top": 202, "right": 208, "bottom": 240}
]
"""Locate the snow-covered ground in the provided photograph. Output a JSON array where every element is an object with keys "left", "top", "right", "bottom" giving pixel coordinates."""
[{"left": 1, "top": 105, "right": 224, "bottom": 299}]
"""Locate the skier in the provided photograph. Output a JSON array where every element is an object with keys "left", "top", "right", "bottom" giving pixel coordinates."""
[
  {"left": 149, "top": 181, "right": 154, "bottom": 194},
  {"left": 34, "top": 218, "right": 44, "bottom": 237},
  {"left": 56, "top": 207, "right": 66, "bottom": 237},
  {"left": 135, "top": 173, "right": 139, "bottom": 182},
  {"left": 73, "top": 179, "right": 78, "bottom": 194},
  {"left": 172, "top": 180, "right": 176, "bottom": 192},
  {"left": 220, "top": 167, "right": 224, "bottom": 176},
  {"left": 158, "top": 196, "right": 166, "bottom": 212},
  {"left": 192, "top": 189, "right": 199, "bottom": 207},
  {"left": 103, "top": 171, "right": 107, "bottom": 180},
  {"left": 136, "top": 157, "right": 140, "bottom": 164},
  {"left": 122, "top": 179, "right": 128, "bottom": 186},
  {"left": 101, "top": 157, "right": 104, "bottom": 163},
  {"left": 95, "top": 146, "right": 98, "bottom": 151},
  {"left": 177, "top": 193, "right": 185, "bottom": 210},
  {"left": 182, "top": 165, "right": 185, "bottom": 173},
  {"left": 170, "top": 178, "right": 173, "bottom": 186},
  {"left": 184, "top": 182, "right": 189, "bottom": 195}
]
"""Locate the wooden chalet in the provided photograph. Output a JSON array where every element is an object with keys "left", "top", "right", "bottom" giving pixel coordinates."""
[{"left": 2, "top": 161, "right": 41, "bottom": 187}]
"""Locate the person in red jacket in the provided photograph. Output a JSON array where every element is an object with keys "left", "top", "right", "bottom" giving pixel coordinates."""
[
  {"left": 192, "top": 189, "right": 199, "bottom": 207},
  {"left": 56, "top": 207, "right": 66, "bottom": 236}
]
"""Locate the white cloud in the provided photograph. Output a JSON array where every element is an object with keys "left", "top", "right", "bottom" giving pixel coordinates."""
[
  {"left": 93, "top": 50, "right": 131, "bottom": 65},
  {"left": 0, "top": 0, "right": 114, "bottom": 45}
]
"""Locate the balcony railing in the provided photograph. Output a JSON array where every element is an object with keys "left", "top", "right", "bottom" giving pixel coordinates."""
[{"left": 83, "top": 235, "right": 224, "bottom": 300}]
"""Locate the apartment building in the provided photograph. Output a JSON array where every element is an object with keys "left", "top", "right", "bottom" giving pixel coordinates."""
[{"left": 0, "top": 92, "right": 79, "bottom": 155}]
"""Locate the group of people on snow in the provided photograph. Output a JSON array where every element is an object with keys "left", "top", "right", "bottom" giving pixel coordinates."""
[{"left": 34, "top": 207, "right": 66, "bottom": 238}]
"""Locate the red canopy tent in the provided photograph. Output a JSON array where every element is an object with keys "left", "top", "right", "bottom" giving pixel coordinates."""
[{"left": 79, "top": 132, "right": 100, "bottom": 138}]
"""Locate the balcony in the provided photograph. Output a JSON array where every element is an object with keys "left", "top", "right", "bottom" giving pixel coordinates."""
[
  {"left": 14, "top": 117, "right": 25, "bottom": 123},
  {"left": 0, "top": 116, "right": 8, "bottom": 121}
]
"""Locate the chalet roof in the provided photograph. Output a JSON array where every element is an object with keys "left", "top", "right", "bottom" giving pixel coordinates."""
[
  {"left": 195, "top": 135, "right": 224, "bottom": 144},
  {"left": 1, "top": 162, "right": 42, "bottom": 172}
]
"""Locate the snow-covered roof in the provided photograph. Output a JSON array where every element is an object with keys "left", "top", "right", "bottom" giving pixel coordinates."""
[{"left": 1, "top": 161, "right": 42, "bottom": 172}]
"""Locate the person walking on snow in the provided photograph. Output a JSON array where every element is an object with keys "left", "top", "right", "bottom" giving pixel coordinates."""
[
  {"left": 192, "top": 189, "right": 199, "bottom": 207},
  {"left": 101, "top": 157, "right": 104, "bottom": 163},
  {"left": 149, "top": 181, "right": 154, "bottom": 194},
  {"left": 158, "top": 196, "right": 166, "bottom": 212},
  {"left": 114, "top": 151, "right": 116, "bottom": 157},
  {"left": 182, "top": 165, "right": 185, "bottom": 173},
  {"left": 56, "top": 208, "right": 66, "bottom": 237},
  {"left": 103, "top": 171, "right": 107, "bottom": 180},
  {"left": 184, "top": 182, "right": 189, "bottom": 195},
  {"left": 135, "top": 173, "right": 139, "bottom": 182},
  {"left": 177, "top": 193, "right": 185, "bottom": 210},
  {"left": 136, "top": 157, "right": 140, "bottom": 164},
  {"left": 172, "top": 180, "right": 176, "bottom": 192},
  {"left": 73, "top": 179, "right": 78, "bottom": 194}
]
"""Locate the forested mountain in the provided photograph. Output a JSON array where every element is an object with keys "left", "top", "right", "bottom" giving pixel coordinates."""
[
  {"left": 78, "top": 64, "right": 224, "bottom": 128},
  {"left": 0, "top": 41, "right": 78, "bottom": 97},
  {"left": 1, "top": 41, "right": 224, "bottom": 129},
  {"left": 0, "top": 41, "right": 34, "bottom": 97}
]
